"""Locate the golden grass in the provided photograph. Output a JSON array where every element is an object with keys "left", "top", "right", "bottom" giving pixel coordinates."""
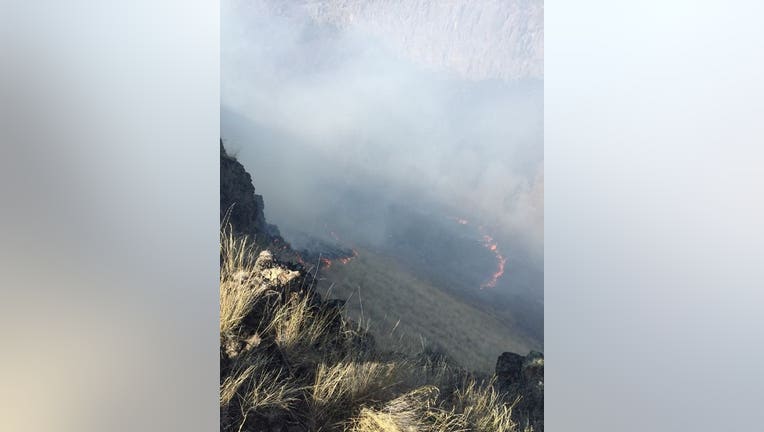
[
  {"left": 219, "top": 229, "right": 527, "bottom": 432},
  {"left": 440, "top": 379, "right": 522, "bottom": 432},
  {"left": 310, "top": 360, "right": 402, "bottom": 429},
  {"left": 221, "top": 356, "right": 302, "bottom": 412},
  {"left": 271, "top": 293, "right": 336, "bottom": 365},
  {"left": 348, "top": 382, "right": 527, "bottom": 432},
  {"left": 349, "top": 386, "right": 439, "bottom": 432},
  {"left": 221, "top": 356, "right": 303, "bottom": 432},
  {"left": 220, "top": 233, "right": 270, "bottom": 338}
]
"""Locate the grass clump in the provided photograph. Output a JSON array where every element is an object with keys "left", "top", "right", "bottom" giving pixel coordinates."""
[
  {"left": 271, "top": 293, "right": 337, "bottom": 366},
  {"left": 310, "top": 360, "right": 401, "bottom": 429},
  {"left": 221, "top": 357, "right": 302, "bottom": 412},
  {"left": 434, "top": 379, "right": 523, "bottom": 432},
  {"left": 220, "top": 233, "right": 270, "bottom": 338},
  {"left": 348, "top": 386, "right": 440, "bottom": 432}
]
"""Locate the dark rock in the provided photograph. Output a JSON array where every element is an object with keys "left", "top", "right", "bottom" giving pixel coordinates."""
[
  {"left": 496, "top": 350, "right": 544, "bottom": 431},
  {"left": 221, "top": 141, "right": 304, "bottom": 264},
  {"left": 221, "top": 140, "right": 270, "bottom": 243},
  {"left": 496, "top": 352, "right": 525, "bottom": 383}
]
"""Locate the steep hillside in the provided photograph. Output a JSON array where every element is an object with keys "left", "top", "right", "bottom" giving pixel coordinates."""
[
  {"left": 316, "top": 246, "right": 538, "bottom": 373},
  {"left": 219, "top": 142, "right": 544, "bottom": 431}
]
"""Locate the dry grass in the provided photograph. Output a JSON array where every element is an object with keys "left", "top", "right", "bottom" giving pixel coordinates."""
[
  {"left": 220, "top": 233, "right": 270, "bottom": 338},
  {"left": 310, "top": 360, "right": 402, "bottom": 429},
  {"left": 348, "top": 382, "right": 527, "bottom": 432},
  {"left": 221, "top": 356, "right": 303, "bottom": 432},
  {"left": 271, "top": 293, "right": 336, "bottom": 365},
  {"left": 349, "top": 387, "right": 439, "bottom": 432},
  {"left": 221, "top": 357, "right": 302, "bottom": 411},
  {"left": 219, "top": 229, "right": 526, "bottom": 432},
  {"left": 436, "top": 379, "right": 522, "bottom": 432}
]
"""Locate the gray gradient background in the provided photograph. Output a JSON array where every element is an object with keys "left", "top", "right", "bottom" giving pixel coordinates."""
[
  {"left": 1, "top": 1, "right": 219, "bottom": 431},
  {"left": 1, "top": 1, "right": 763, "bottom": 431},
  {"left": 546, "top": 1, "right": 764, "bottom": 430}
]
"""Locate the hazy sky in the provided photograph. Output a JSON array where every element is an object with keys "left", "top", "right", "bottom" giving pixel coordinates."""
[{"left": 222, "top": 0, "right": 544, "bottom": 259}]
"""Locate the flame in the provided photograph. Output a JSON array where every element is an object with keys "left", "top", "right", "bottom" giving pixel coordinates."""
[
  {"left": 338, "top": 248, "right": 359, "bottom": 264},
  {"left": 318, "top": 229, "right": 360, "bottom": 271},
  {"left": 452, "top": 216, "right": 508, "bottom": 289},
  {"left": 476, "top": 226, "right": 507, "bottom": 288},
  {"left": 321, "top": 257, "right": 333, "bottom": 270},
  {"left": 484, "top": 254, "right": 507, "bottom": 289},
  {"left": 320, "top": 249, "right": 358, "bottom": 270}
]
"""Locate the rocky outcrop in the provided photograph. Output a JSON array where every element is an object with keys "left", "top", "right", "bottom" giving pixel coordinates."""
[
  {"left": 220, "top": 248, "right": 371, "bottom": 432},
  {"left": 220, "top": 141, "right": 275, "bottom": 242},
  {"left": 221, "top": 141, "right": 304, "bottom": 264},
  {"left": 496, "top": 350, "right": 544, "bottom": 431}
]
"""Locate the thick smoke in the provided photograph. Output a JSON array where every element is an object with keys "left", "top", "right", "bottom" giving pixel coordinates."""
[{"left": 222, "top": 0, "right": 543, "bottom": 261}]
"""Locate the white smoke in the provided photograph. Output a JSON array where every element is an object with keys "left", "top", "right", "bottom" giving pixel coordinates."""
[{"left": 222, "top": 0, "right": 543, "bottom": 258}]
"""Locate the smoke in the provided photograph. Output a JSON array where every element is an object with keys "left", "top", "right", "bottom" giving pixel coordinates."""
[{"left": 221, "top": 0, "right": 543, "bottom": 260}]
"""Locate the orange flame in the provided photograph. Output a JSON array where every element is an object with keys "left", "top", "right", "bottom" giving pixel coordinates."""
[
  {"left": 452, "top": 216, "right": 508, "bottom": 289},
  {"left": 483, "top": 254, "right": 507, "bottom": 289},
  {"left": 318, "top": 229, "right": 360, "bottom": 271},
  {"left": 337, "top": 248, "right": 359, "bottom": 265},
  {"left": 321, "top": 257, "right": 333, "bottom": 270}
]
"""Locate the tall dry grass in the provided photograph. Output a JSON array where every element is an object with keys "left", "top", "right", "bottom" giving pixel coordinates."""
[
  {"left": 271, "top": 293, "right": 336, "bottom": 365},
  {"left": 219, "top": 229, "right": 526, "bottom": 432},
  {"left": 221, "top": 356, "right": 301, "bottom": 411},
  {"left": 220, "top": 233, "right": 270, "bottom": 338},
  {"left": 349, "top": 386, "right": 440, "bottom": 432},
  {"left": 309, "top": 360, "right": 402, "bottom": 428}
]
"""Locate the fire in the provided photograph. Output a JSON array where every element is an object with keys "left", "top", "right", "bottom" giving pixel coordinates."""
[
  {"left": 317, "top": 229, "right": 360, "bottom": 271},
  {"left": 338, "top": 248, "right": 359, "bottom": 265},
  {"left": 321, "top": 257, "right": 333, "bottom": 270},
  {"left": 484, "top": 254, "right": 507, "bottom": 289},
  {"left": 320, "top": 249, "right": 358, "bottom": 270},
  {"left": 452, "top": 216, "right": 508, "bottom": 289}
]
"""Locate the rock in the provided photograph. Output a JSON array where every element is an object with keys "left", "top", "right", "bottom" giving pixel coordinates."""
[
  {"left": 496, "top": 350, "right": 544, "bottom": 431},
  {"left": 221, "top": 141, "right": 305, "bottom": 264},
  {"left": 220, "top": 141, "right": 270, "bottom": 243},
  {"left": 496, "top": 352, "right": 526, "bottom": 383},
  {"left": 254, "top": 250, "right": 275, "bottom": 268}
]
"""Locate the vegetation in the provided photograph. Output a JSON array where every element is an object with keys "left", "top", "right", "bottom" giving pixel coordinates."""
[
  {"left": 220, "top": 229, "right": 529, "bottom": 432},
  {"left": 317, "top": 248, "right": 538, "bottom": 373}
]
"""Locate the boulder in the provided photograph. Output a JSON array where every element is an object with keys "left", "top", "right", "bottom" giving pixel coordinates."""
[{"left": 496, "top": 350, "right": 544, "bottom": 431}]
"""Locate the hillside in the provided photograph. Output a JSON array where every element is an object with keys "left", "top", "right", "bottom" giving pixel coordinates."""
[
  {"left": 315, "top": 247, "right": 538, "bottom": 373},
  {"left": 220, "top": 142, "right": 544, "bottom": 431}
]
